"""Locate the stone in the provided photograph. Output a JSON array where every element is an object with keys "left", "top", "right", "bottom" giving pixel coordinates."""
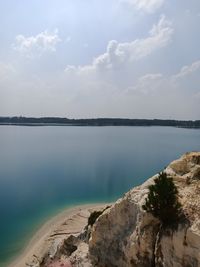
[{"left": 88, "top": 152, "right": 200, "bottom": 267}]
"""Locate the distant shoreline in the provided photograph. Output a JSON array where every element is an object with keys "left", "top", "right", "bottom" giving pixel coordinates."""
[
  {"left": 8, "top": 203, "right": 107, "bottom": 267},
  {"left": 0, "top": 117, "right": 199, "bottom": 128},
  {"left": 0, "top": 123, "right": 200, "bottom": 129}
]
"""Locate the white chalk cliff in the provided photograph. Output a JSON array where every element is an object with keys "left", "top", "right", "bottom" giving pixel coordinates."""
[
  {"left": 69, "top": 152, "right": 200, "bottom": 267},
  {"left": 27, "top": 152, "right": 200, "bottom": 267}
]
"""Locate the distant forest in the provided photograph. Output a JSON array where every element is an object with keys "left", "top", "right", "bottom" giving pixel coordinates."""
[{"left": 0, "top": 117, "right": 199, "bottom": 128}]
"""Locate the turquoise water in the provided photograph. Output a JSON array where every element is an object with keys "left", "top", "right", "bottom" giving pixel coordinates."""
[{"left": 0, "top": 126, "right": 200, "bottom": 266}]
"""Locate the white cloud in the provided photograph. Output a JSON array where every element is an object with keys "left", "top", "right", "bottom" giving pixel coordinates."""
[
  {"left": 96, "top": 15, "right": 173, "bottom": 69},
  {"left": 127, "top": 73, "right": 164, "bottom": 94},
  {"left": 1, "top": 1, "right": 200, "bottom": 120},
  {"left": 1, "top": 59, "right": 199, "bottom": 119},
  {"left": 127, "top": 60, "right": 200, "bottom": 96},
  {"left": 121, "top": 0, "right": 165, "bottom": 13},
  {"left": 125, "top": 59, "right": 200, "bottom": 104},
  {"left": 170, "top": 60, "right": 200, "bottom": 99},
  {"left": 173, "top": 60, "right": 200, "bottom": 80},
  {"left": 63, "top": 15, "right": 174, "bottom": 108},
  {"left": 13, "top": 29, "right": 61, "bottom": 56},
  {"left": 117, "top": 61, "right": 200, "bottom": 119},
  {"left": 66, "top": 15, "right": 173, "bottom": 74}
]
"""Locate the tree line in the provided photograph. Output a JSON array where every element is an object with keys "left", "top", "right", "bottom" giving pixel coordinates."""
[{"left": 0, "top": 116, "right": 199, "bottom": 128}]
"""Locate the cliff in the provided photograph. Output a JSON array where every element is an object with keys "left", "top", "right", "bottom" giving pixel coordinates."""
[
  {"left": 87, "top": 151, "right": 200, "bottom": 267},
  {"left": 20, "top": 152, "right": 200, "bottom": 267}
]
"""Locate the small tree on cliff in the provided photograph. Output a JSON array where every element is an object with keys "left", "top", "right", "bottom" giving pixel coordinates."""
[{"left": 142, "top": 172, "right": 181, "bottom": 227}]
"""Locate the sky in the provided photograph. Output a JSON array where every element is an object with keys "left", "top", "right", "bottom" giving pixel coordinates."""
[{"left": 0, "top": 0, "right": 200, "bottom": 119}]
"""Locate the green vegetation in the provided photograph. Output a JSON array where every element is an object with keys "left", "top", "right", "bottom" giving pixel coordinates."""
[
  {"left": 142, "top": 172, "right": 182, "bottom": 227},
  {"left": 0, "top": 116, "right": 199, "bottom": 128}
]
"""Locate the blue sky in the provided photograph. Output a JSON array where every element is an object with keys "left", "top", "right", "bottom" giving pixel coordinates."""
[{"left": 0, "top": 0, "right": 200, "bottom": 119}]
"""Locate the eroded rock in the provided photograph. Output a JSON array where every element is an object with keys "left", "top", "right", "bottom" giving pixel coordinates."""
[{"left": 88, "top": 152, "right": 200, "bottom": 267}]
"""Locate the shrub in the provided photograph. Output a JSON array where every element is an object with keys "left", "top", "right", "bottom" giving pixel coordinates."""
[{"left": 142, "top": 172, "right": 182, "bottom": 227}]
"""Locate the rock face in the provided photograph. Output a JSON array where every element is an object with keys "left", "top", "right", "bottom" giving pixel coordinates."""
[
  {"left": 29, "top": 152, "right": 200, "bottom": 267},
  {"left": 87, "top": 152, "right": 200, "bottom": 267}
]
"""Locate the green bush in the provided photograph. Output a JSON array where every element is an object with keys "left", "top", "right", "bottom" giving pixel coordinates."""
[{"left": 142, "top": 172, "right": 182, "bottom": 227}]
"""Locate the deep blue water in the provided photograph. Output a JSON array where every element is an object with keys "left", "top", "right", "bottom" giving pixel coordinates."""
[{"left": 0, "top": 126, "right": 200, "bottom": 266}]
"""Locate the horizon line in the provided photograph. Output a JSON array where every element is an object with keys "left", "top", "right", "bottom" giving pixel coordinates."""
[{"left": 0, "top": 116, "right": 199, "bottom": 122}]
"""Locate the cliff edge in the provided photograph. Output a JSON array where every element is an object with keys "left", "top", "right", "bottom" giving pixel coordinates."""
[
  {"left": 22, "top": 152, "right": 200, "bottom": 267},
  {"left": 86, "top": 152, "right": 200, "bottom": 267}
]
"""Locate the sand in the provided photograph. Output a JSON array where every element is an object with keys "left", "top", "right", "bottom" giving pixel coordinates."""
[{"left": 8, "top": 203, "right": 107, "bottom": 267}]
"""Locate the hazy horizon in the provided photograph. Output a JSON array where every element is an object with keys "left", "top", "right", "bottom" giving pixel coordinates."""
[{"left": 0, "top": 0, "right": 199, "bottom": 119}]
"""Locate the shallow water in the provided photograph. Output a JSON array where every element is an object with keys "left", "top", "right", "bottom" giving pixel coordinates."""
[{"left": 0, "top": 126, "right": 200, "bottom": 266}]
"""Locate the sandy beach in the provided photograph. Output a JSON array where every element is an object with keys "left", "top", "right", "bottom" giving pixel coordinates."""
[{"left": 8, "top": 203, "right": 107, "bottom": 267}]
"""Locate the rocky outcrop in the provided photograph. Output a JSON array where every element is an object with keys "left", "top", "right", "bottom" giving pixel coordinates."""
[
  {"left": 89, "top": 191, "right": 159, "bottom": 267},
  {"left": 29, "top": 152, "right": 200, "bottom": 267},
  {"left": 87, "top": 152, "right": 200, "bottom": 267}
]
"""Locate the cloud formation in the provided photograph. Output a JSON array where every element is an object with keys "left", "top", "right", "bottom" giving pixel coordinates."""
[
  {"left": 173, "top": 60, "right": 200, "bottom": 80},
  {"left": 121, "top": 0, "right": 165, "bottom": 13},
  {"left": 126, "top": 59, "right": 200, "bottom": 101},
  {"left": 63, "top": 15, "right": 174, "bottom": 102},
  {"left": 65, "top": 15, "right": 173, "bottom": 73},
  {"left": 0, "top": 0, "right": 199, "bottom": 119},
  {"left": 127, "top": 73, "right": 164, "bottom": 94},
  {"left": 13, "top": 30, "right": 61, "bottom": 56}
]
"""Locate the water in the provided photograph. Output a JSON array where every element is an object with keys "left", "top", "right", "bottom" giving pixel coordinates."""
[{"left": 0, "top": 126, "right": 199, "bottom": 266}]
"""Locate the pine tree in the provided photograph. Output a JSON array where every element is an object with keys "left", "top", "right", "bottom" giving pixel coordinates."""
[{"left": 142, "top": 172, "right": 181, "bottom": 227}]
